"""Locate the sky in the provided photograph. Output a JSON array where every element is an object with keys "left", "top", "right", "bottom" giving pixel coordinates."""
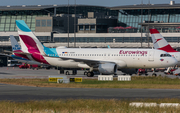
[{"left": 0, "top": 0, "right": 178, "bottom": 7}]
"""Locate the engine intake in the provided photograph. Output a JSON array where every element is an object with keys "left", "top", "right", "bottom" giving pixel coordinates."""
[{"left": 98, "top": 63, "right": 117, "bottom": 74}]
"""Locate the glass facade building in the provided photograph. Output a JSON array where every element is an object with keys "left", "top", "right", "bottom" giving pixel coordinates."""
[
  {"left": 118, "top": 9, "right": 180, "bottom": 32},
  {"left": 53, "top": 37, "right": 180, "bottom": 43},
  {"left": 0, "top": 5, "right": 118, "bottom": 32},
  {"left": 1, "top": 3, "right": 180, "bottom": 46},
  {"left": 110, "top": 2, "right": 180, "bottom": 33}
]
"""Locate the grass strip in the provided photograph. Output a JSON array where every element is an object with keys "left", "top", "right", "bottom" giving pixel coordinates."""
[
  {"left": 0, "top": 76, "right": 180, "bottom": 89},
  {"left": 0, "top": 98, "right": 180, "bottom": 113}
]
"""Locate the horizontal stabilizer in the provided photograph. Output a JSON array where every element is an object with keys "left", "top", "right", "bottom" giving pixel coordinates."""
[{"left": 4, "top": 50, "right": 31, "bottom": 55}]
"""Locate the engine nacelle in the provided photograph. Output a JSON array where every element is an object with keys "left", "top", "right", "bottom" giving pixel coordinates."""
[
  {"left": 98, "top": 63, "right": 117, "bottom": 74},
  {"left": 119, "top": 68, "right": 138, "bottom": 75}
]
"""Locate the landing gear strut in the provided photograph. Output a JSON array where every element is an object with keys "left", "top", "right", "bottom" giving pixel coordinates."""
[
  {"left": 87, "top": 72, "right": 94, "bottom": 77},
  {"left": 152, "top": 68, "right": 157, "bottom": 77}
]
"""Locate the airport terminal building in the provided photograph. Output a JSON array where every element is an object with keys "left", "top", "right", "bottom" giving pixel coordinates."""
[
  {"left": 0, "top": 1, "right": 180, "bottom": 49},
  {"left": 1, "top": 1, "right": 180, "bottom": 65}
]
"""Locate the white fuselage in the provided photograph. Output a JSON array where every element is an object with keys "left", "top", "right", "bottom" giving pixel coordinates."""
[
  {"left": 165, "top": 52, "right": 180, "bottom": 66},
  {"left": 43, "top": 48, "right": 177, "bottom": 69}
]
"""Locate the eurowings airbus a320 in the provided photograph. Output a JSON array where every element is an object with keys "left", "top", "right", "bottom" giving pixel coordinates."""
[{"left": 15, "top": 20, "right": 177, "bottom": 77}]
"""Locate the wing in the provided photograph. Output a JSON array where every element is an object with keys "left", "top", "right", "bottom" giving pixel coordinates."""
[
  {"left": 4, "top": 50, "right": 32, "bottom": 55},
  {"left": 64, "top": 57, "right": 118, "bottom": 67},
  {"left": 45, "top": 55, "right": 116, "bottom": 67}
]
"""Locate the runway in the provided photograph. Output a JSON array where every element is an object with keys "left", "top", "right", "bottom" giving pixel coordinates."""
[{"left": 1, "top": 83, "right": 180, "bottom": 101}]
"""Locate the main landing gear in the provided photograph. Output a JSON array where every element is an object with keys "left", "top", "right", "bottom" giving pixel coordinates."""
[
  {"left": 87, "top": 72, "right": 94, "bottom": 77},
  {"left": 152, "top": 68, "right": 157, "bottom": 77},
  {"left": 152, "top": 73, "right": 157, "bottom": 76}
]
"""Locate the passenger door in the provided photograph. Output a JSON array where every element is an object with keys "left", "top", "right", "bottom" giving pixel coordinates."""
[
  {"left": 175, "top": 53, "right": 180, "bottom": 61},
  {"left": 148, "top": 51, "right": 154, "bottom": 61}
]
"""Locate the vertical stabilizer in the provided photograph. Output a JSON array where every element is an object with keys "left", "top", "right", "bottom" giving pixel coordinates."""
[
  {"left": 10, "top": 35, "right": 21, "bottom": 51},
  {"left": 149, "top": 29, "right": 177, "bottom": 52},
  {"left": 16, "top": 20, "right": 49, "bottom": 64},
  {"left": 16, "top": 20, "right": 45, "bottom": 55}
]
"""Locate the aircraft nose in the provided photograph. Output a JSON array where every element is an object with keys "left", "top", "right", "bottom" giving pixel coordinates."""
[{"left": 170, "top": 58, "right": 178, "bottom": 66}]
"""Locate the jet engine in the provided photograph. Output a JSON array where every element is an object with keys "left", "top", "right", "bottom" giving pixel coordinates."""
[
  {"left": 119, "top": 68, "right": 138, "bottom": 75},
  {"left": 97, "top": 63, "right": 117, "bottom": 74}
]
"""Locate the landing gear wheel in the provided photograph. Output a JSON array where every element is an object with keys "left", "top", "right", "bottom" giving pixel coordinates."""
[
  {"left": 84, "top": 71, "right": 87, "bottom": 75},
  {"left": 87, "top": 72, "right": 94, "bottom": 77},
  {"left": 91, "top": 72, "right": 94, "bottom": 77},
  {"left": 66, "top": 71, "right": 70, "bottom": 75},
  {"left": 152, "top": 73, "right": 157, "bottom": 77},
  {"left": 87, "top": 72, "right": 91, "bottom": 77}
]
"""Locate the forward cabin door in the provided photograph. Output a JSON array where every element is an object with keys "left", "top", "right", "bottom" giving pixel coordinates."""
[
  {"left": 148, "top": 50, "right": 154, "bottom": 61},
  {"left": 175, "top": 53, "right": 180, "bottom": 61}
]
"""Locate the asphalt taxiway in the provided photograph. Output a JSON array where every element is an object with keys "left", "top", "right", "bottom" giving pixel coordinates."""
[{"left": 1, "top": 83, "right": 180, "bottom": 101}]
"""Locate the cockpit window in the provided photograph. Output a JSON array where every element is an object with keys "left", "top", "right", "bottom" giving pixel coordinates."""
[{"left": 160, "top": 54, "right": 171, "bottom": 57}]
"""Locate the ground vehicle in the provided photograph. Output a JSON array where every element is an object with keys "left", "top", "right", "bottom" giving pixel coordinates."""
[
  {"left": 173, "top": 68, "right": 180, "bottom": 76},
  {"left": 7, "top": 60, "right": 21, "bottom": 67},
  {"left": 137, "top": 69, "right": 148, "bottom": 75},
  {"left": 31, "top": 64, "right": 39, "bottom": 70},
  {"left": 155, "top": 68, "right": 166, "bottom": 72},
  {"left": 19, "top": 63, "right": 30, "bottom": 69},
  {"left": 19, "top": 63, "right": 38, "bottom": 69},
  {"left": 164, "top": 67, "right": 176, "bottom": 74}
]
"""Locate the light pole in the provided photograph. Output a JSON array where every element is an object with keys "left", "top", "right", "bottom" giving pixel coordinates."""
[
  {"left": 140, "top": 0, "right": 143, "bottom": 48},
  {"left": 74, "top": 0, "right": 76, "bottom": 48},
  {"left": 68, "top": 0, "right": 69, "bottom": 48}
]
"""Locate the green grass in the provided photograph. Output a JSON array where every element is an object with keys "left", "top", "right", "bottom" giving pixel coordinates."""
[
  {"left": 82, "top": 76, "right": 180, "bottom": 84},
  {"left": 1, "top": 99, "right": 180, "bottom": 113},
  {"left": 0, "top": 76, "right": 180, "bottom": 89}
]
